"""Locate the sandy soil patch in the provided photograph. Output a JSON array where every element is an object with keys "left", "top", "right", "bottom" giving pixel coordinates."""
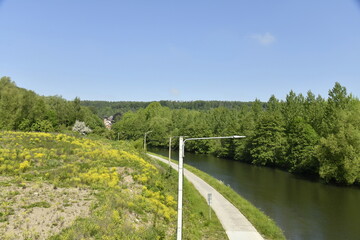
[{"left": 0, "top": 180, "right": 94, "bottom": 240}]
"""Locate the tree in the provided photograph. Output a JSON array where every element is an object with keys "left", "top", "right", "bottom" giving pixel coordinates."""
[
  {"left": 322, "top": 82, "right": 351, "bottom": 136},
  {"left": 282, "top": 91, "right": 304, "bottom": 131},
  {"left": 184, "top": 113, "right": 213, "bottom": 154},
  {"left": 286, "top": 117, "right": 319, "bottom": 174},
  {"left": 249, "top": 112, "right": 287, "bottom": 167},
  {"left": 0, "top": 77, "right": 22, "bottom": 129},
  {"left": 316, "top": 100, "right": 360, "bottom": 184},
  {"left": 112, "top": 110, "right": 147, "bottom": 140},
  {"left": 303, "top": 91, "right": 326, "bottom": 135}
]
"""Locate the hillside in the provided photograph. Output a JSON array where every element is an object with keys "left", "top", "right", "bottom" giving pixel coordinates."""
[
  {"left": 0, "top": 77, "right": 104, "bottom": 133},
  {"left": 0, "top": 131, "right": 226, "bottom": 239}
]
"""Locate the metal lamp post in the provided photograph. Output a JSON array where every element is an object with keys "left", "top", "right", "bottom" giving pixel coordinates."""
[
  {"left": 169, "top": 136, "right": 182, "bottom": 166},
  {"left": 169, "top": 136, "right": 174, "bottom": 166},
  {"left": 176, "top": 135, "right": 246, "bottom": 240},
  {"left": 144, "top": 131, "right": 153, "bottom": 152}
]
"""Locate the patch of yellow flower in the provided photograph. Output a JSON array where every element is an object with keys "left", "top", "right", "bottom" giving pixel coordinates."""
[
  {"left": 0, "top": 131, "right": 177, "bottom": 225},
  {"left": 79, "top": 167, "right": 119, "bottom": 188},
  {"left": 19, "top": 160, "right": 30, "bottom": 171},
  {"left": 138, "top": 187, "right": 177, "bottom": 221},
  {"left": 0, "top": 131, "right": 158, "bottom": 186}
]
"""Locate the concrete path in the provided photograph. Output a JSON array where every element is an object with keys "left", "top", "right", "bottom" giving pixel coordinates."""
[{"left": 148, "top": 154, "right": 264, "bottom": 240}]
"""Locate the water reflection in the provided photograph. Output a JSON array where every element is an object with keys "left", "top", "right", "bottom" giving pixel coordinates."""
[{"left": 150, "top": 148, "right": 360, "bottom": 240}]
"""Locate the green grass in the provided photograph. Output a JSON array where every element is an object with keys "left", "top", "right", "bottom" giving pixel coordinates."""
[
  {"left": 0, "top": 207, "right": 14, "bottom": 222},
  {"left": 149, "top": 152, "right": 286, "bottom": 240},
  {"left": 22, "top": 201, "right": 51, "bottom": 209}
]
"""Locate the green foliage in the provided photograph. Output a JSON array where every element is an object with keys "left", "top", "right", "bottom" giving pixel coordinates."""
[
  {"left": 22, "top": 201, "right": 51, "bottom": 209},
  {"left": 111, "top": 82, "right": 359, "bottom": 185},
  {"left": 0, "top": 207, "right": 15, "bottom": 222},
  {"left": 0, "top": 77, "right": 104, "bottom": 133},
  {"left": 81, "top": 100, "right": 255, "bottom": 118},
  {"left": 249, "top": 112, "right": 287, "bottom": 167},
  {"left": 31, "top": 120, "right": 55, "bottom": 132},
  {"left": 286, "top": 117, "right": 319, "bottom": 174},
  {"left": 303, "top": 91, "right": 326, "bottom": 134},
  {"left": 316, "top": 100, "right": 360, "bottom": 184}
]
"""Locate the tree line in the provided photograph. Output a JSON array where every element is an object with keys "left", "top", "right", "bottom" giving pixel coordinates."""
[
  {"left": 112, "top": 83, "right": 360, "bottom": 185},
  {"left": 1, "top": 77, "right": 359, "bottom": 185},
  {"left": 81, "top": 100, "right": 256, "bottom": 118},
  {"left": 0, "top": 77, "right": 104, "bottom": 133}
]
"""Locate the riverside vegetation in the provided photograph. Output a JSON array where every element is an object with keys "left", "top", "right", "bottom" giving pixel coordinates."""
[
  {"left": 0, "top": 131, "right": 227, "bottom": 239},
  {"left": 108, "top": 83, "right": 360, "bottom": 185}
]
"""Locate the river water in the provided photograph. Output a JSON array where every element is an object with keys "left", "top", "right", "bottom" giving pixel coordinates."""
[{"left": 150, "top": 148, "right": 360, "bottom": 240}]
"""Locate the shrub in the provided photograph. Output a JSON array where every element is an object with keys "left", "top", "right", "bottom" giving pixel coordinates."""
[
  {"left": 31, "top": 120, "right": 54, "bottom": 132},
  {"left": 72, "top": 120, "right": 92, "bottom": 135}
]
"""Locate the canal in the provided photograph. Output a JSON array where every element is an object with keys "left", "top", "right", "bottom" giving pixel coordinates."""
[{"left": 150, "top": 148, "right": 360, "bottom": 240}]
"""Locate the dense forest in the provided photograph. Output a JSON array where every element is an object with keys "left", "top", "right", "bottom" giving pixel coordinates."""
[
  {"left": 0, "top": 77, "right": 104, "bottom": 133},
  {"left": 111, "top": 83, "right": 360, "bottom": 185},
  {"left": 81, "top": 100, "right": 258, "bottom": 118}
]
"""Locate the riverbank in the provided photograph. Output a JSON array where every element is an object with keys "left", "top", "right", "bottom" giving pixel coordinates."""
[{"left": 149, "top": 152, "right": 285, "bottom": 240}]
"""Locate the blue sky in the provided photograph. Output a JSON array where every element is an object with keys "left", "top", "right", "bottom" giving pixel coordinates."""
[{"left": 1, "top": 1, "right": 360, "bottom": 101}]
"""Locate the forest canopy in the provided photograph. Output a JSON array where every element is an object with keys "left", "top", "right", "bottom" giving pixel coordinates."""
[{"left": 81, "top": 100, "right": 258, "bottom": 118}]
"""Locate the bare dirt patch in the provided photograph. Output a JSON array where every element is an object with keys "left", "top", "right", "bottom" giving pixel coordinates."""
[
  {"left": 117, "top": 167, "right": 143, "bottom": 196},
  {"left": 0, "top": 180, "right": 94, "bottom": 240}
]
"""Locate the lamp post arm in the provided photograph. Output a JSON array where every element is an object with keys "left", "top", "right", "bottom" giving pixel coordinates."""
[
  {"left": 184, "top": 135, "right": 246, "bottom": 142},
  {"left": 169, "top": 136, "right": 172, "bottom": 165}
]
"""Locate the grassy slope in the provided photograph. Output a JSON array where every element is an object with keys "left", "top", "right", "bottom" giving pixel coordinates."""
[
  {"left": 149, "top": 152, "right": 286, "bottom": 240},
  {"left": 0, "top": 131, "right": 227, "bottom": 240}
]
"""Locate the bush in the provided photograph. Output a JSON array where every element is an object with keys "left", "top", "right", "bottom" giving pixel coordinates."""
[
  {"left": 72, "top": 120, "right": 92, "bottom": 135},
  {"left": 31, "top": 120, "right": 54, "bottom": 132}
]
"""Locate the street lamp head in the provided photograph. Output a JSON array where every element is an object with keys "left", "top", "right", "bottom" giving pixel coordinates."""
[{"left": 232, "top": 135, "right": 246, "bottom": 139}]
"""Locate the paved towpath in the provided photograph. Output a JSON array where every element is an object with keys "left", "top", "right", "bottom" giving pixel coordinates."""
[{"left": 148, "top": 153, "right": 264, "bottom": 240}]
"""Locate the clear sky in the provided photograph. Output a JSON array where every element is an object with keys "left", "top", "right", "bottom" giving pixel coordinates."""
[{"left": 1, "top": 0, "right": 360, "bottom": 101}]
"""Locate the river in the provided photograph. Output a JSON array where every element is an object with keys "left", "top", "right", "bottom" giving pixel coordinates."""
[{"left": 150, "top": 148, "right": 360, "bottom": 240}]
